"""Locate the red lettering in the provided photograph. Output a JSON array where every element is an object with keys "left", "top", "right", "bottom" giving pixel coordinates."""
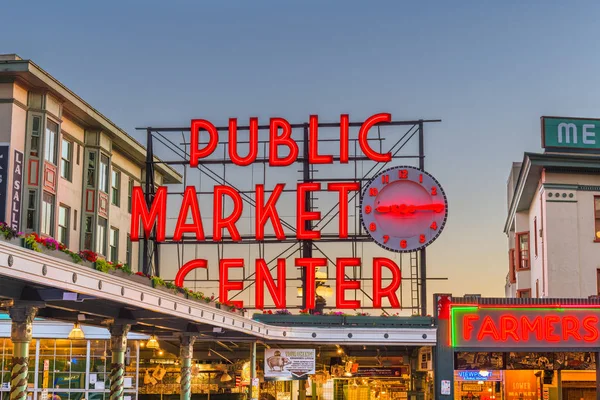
[
  {"left": 336, "top": 258, "right": 361, "bottom": 309},
  {"left": 269, "top": 118, "right": 298, "bottom": 166},
  {"left": 358, "top": 113, "right": 392, "bottom": 162},
  {"left": 372, "top": 258, "right": 401, "bottom": 308},
  {"left": 562, "top": 316, "right": 582, "bottom": 341},
  {"left": 130, "top": 186, "right": 167, "bottom": 242},
  {"left": 255, "top": 259, "right": 286, "bottom": 309},
  {"left": 477, "top": 316, "right": 500, "bottom": 341},
  {"left": 463, "top": 315, "right": 479, "bottom": 341},
  {"left": 256, "top": 184, "right": 286, "bottom": 240},
  {"left": 583, "top": 316, "right": 599, "bottom": 342},
  {"left": 296, "top": 183, "right": 321, "bottom": 240},
  {"left": 228, "top": 118, "right": 258, "bottom": 166},
  {"left": 190, "top": 119, "right": 219, "bottom": 168},
  {"left": 545, "top": 316, "right": 561, "bottom": 342},
  {"left": 174, "top": 259, "right": 207, "bottom": 287},
  {"left": 219, "top": 259, "right": 244, "bottom": 308},
  {"left": 309, "top": 115, "right": 333, "bottom": 164},
  {"left": 295, "top": 258, "right": 325, "bottom": 309},
  {"left": 500, "top": 315, "right": 520, "bottom": 342},
  {"left": 521, "top": 316, "right": 543, "bottom": 341},
  {"left": 213, "top": 186, "right": 243, "bottom": 242},
  {"left": 339, "top": 114, "right": 349, "bottom": 163},
  {"left": 327, "top": 182, "right": 360, "bottom": 238},
  {"left": 173, "top": 186, "right": 205, "bottom": 241}
]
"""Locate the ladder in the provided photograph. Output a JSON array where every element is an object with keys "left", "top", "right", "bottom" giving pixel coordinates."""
[{"left": 410, "top": 252, "right": 420, "bottom": 315}]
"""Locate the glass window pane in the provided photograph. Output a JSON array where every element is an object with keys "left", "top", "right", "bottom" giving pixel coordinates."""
[
  {"left": 45, "top": 120, "right": 58, "bottom": 165},
  {"left": 41, "top": 192, "right": 55, "bottom": 236}
]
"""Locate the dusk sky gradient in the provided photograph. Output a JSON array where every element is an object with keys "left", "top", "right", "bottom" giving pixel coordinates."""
[{"left": 3, "top": 1, "right": 600, "bottom": 309}]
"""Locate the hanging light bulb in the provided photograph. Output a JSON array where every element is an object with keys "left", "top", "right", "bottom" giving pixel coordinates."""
[
  {"left": 297, "top": 287, "right": 303, "bottom": 298},
  {"left": 146, "top": 335, "right": 160, "bottom": 350},
  {"left": 68, "top": 323, "right": 85, "bottom": 340},
  {"left": 315, "top": 271, "right": 327, "bottom": 281},
  {"left": 316, "top": 285, "right": 328, "bottom": 297},
  {"left": 220, "top": 371, "right": 233, "bottom": 382},
  {"left": 325, "top": 286, "right": 334, "bottom": 297}
]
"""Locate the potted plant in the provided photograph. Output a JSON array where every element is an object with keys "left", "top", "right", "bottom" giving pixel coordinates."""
[{"left": 0, "top": 222, "right": 22, "bottom": 246}]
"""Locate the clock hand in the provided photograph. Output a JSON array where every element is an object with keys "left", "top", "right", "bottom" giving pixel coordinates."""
[{"left": 375, "top": 204, "right": 444, "bottom": 214}]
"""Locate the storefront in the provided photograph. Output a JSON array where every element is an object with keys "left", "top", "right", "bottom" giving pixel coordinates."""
[{"left": 434, "top": 295, "right": 600, "bottom": 400}]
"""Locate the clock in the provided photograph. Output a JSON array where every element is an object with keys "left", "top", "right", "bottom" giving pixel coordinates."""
[{"left": 360, "top": 165, "right": 448, "bottom": 253}]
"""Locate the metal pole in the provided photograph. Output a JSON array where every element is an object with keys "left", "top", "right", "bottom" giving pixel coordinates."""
[
  {"left": 143, "top": 128, "right": 152, "bottom": 276},
  {"left": 9, "top": 305, "right": 38, "bottom": 400},
  {"left": 179, "top": 336, "right": 196, "bottom": 400},
  {"left": 301, "top": 124, "right": 312, "bottom": 310},
  {"left": 418, "top": 120, "right": 427, "bottom": 316},
  {"left": 109, "top": 323, "right": 131, "bottom": 400},
  {"left": 249, "top": 342, "right": 257, "bottom": 400}
]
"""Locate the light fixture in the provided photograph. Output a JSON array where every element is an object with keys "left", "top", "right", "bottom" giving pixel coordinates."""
[
  {"left": 297, "top": 287, "right": 303, "bottom": 298},
  {"left": 220, "top": 371, "right": 233, "bottom": 382},
  {"left": 337, "top": 348, "right": 343, "bottom": 355},
  {"left": 315, "top": 271, "right": 327, "bottom": 281},
  {"left": 68, "top": 323, "right": 85, "bottom": 340},
  {"left": 316, "top": 285, "right": 327, "bottom": 297},
  {"left": 146, "top": 335, "right": 160, "bottom": 350},
  {"left": 139, "top": 342, "right": 145, "bottom": 348},
  {"left": 479, "top": 370, "right": 490, "bottom": 377},
  {"left": 158, "top": 350, "right": 164, "bottom": 356}
]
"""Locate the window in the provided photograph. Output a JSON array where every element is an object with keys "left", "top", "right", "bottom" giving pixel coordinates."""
[
  {"left": 508, "top": 249, "right": 516, "bottom": 283},
  {"left": 87, "top": 152, "right": 96, "bottom": 187},
  {"left": 30, "top": 116, "right": 41, "bottom": 157},
  {"left": 84, "top": 216, "right": 93, "bottom": 250},
  {"left": 517, "top": 289, "right": 531, "bottom": 298},
  {"left": 41, "top": 192, "right": 55, "bottom": 236},
  {"left": 99, "top": 154, "right": 109, "bottom": 193},
  {"left": 595, "top": 196, "right": 600, "bottom": 241},
  {"left": 127, "top": 178, "right": 134, "bottom": 213},
  {"left": 516, "top": 232, "right": 530, "bottom": 270},
  {"left": 536, "top": 279, "right": 540, "bottom": 298},
  {"left": 76, "top": 143, "right": 80, "bottom": 165},
  {"left": 26, "top": 190, "right": 37, "bottom": 230},
  {"left": 60, "top": 138, "right": 72, "bottom": 181},
  {"left": 58, "top": 205, "right": 70, "bottom": 246},
  {"left": 533, "top": 217, "right": 538, "bottom": 257},
  {"left": 74, "top": 209, "right": 78, "bottom": 231},
  {"left": 126, "top": 234, "right": 132, "bottom": 267},
  {"left": 111, "top": 170, "right": 120, "bottom": 206},
  {"left": 109, "top": 227, "right": 119, "bottom": 263},
  {"left": 44, "top": 120, "right": 58, "bottom": 165},
  {"left": 97, "top": 217, "right": 107, "bottom": 256}
]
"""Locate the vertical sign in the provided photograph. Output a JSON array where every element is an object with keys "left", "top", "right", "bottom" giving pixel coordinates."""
[
  {"left": 440, "top": 380, "right": 451, "bottom": 395},
  {"left": 0, "top": 145, "right": 9, "bottom": 223},
  {"left": 41, "top": 359, "right": 49, "bottom": 400},
  {"left": 11, "top": 150, "right": 23, "bottom": 231}
]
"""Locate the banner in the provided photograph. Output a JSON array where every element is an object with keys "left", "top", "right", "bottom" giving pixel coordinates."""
[
  {"left": 11, "top": 150, "right": 23, "bottom": 231},
  {"left": 0, "top": 145, "right": 9, "bottom": 223},
  {"left": 264, "top": 349, "right": 315, "bottom": 379}
]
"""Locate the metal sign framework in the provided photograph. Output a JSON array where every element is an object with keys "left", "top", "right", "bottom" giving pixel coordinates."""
[{"left": 137, "top": 117, "right": 443, "bottom": 315}]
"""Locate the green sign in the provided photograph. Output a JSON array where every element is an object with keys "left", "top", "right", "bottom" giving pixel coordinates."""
[{"left": 542, "top": 116, "right": 600, "bottom": 150}]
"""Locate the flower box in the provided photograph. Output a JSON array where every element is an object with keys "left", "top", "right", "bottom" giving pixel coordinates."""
[
  {"left": 152, "top": 282, "right": 186, "bottom": 298},
  {"left": 108, "top": 269, "right": 152, "bottom": 286},
  {"left": 0, "top": 236, "right": 22, "bottom": 247},
  {"left": 252, "top": 314, "right": 344, "bottom": 326},
  {"left": 344, "top": 315, "right": 434, "bottom": 328}
]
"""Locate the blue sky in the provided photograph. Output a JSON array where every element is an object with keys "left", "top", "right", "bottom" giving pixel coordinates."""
[{"left": 3, "top": 1, "right": 600, "bottom": 307}]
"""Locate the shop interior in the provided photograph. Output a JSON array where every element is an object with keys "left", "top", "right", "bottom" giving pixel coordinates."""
[{"left": 453, "top": 352, "right": 597, "bottom": 400}]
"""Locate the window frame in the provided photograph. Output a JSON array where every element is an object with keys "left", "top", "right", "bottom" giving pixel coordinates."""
[
  {"left": 594, "top": 196, "right": 600, "bottom": 242},
  {"left": 97, "top": 217, "right": 108, "bottom": 256},
  {"left": 508, "top": 249, "right": 516, "bottom": 284},
  {"left": 126, "top": 234, "right": 132, "bottom": 267},
  {"left": 83, "top": 216, "right": 93, "bottom": 250},
  {"left": 98, "top": 154, "right": 109, "bottom": 193},
  {"left": 516, "top": 231, "right": 531, "bottom": 271},
  {"left": 533, "top": 217, "right": 538, "bottom": 258},
  {"left": 29, "top": 115, "right": 41, "bottom": 158},
  {"left": 44, "top": 119, "right": 59, "bottom": 165},
  {"left": 60, "top": 137, "right": 73, "bottom": 181},
  {"left": 517, "top": 289, "right": 532, "bottom": 298},
  {"left": 127, "top": 178, "right": 133, "bottom": 213},
  {"left": 41, "top": 192, "right": 55, "bottom": 237},
  {"left": 109, "top": 227, "right": 119, "bottom": 263},
  {"left": 111, "top": 169, "right": 121, "bottom": 207},
  {"left": 58, "top": 204, "right": 70, "bottom": 246}
]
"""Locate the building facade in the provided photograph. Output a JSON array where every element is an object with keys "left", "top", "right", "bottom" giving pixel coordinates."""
[
  {"left": 0, "top": 54, "right": 180, "bottom": 271},
  {"left": 505, "top": 116, "right": 600, "bottom": 298}
]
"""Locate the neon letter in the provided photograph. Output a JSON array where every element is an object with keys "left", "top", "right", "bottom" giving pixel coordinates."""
[
  {"left": 545, "top": 316, "right": 561, "bottom": 342},
  {"left": 562, "top": 316, "right": 582, "bottom": 341},
  {"left": 583, "top": 316, "right": 599, "bottom": 342},
  {"left": 269, "top": 118, "right": 299, "bottom": 166},
  {"left": 336, "top": 258, "right": 361, "bottom": 309},
  {"left": 521, "top": 316, "right": 543, "bottom": 341},
  {"left": 174, "top": 259, "right": 208, "bottom": 287},
  {"left": 308, "top": 115, "right": 333, "bottom": 164},
  {"left": 328, "top": 182, "right": 360, "bottom": 238},
  {"left": 229, "top": 118, "right": 258, "bottom": 166},
  {"left": 173, "top": 186, "right": 205, "bottom": 241},
  {"left": 463, "top": 315, "right": 480, "bottom": 341},
  {"left": 256, "top": 184, "right": 286, "bottom": 240},
  {"left": 213, "top": 186, "right": 243, "bottom": 242},
  {"left": 358, "top": 113, "right": 392, "bottom": 162},
  {"left": 295, "top": 258, "right": 326, "bottom": 309},
  {"left": 372, "top": 258, "right": 401, "bottom": 308},
  {"left": 219, "top": 259, "right": 244, "bottom": 308},
  {"left": 500, "top": 315, "right": 520, "bottom": 342},
  {"left": 296, "top": 183, "right": 321, "bottom": 240},
  {"left": 340, "top": 114, "right": 349, "bottom": 163},
  {"left": 190, "top": 119, "right": 219, "bottom": 168},
  {"left": 130, "top": 186, "right": 167, "bottom": 242},
  {"left": 477, "top": 316, "right": 500, "bottom": 341},
  {"left": 255, "top": 258, "right": 286, "bottom": 309}
]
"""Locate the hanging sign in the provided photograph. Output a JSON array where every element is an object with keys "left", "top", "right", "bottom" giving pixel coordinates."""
[
  {"left": 264, "top": 349, "right": 315, "bottom": 379},
  {"left": 0, "top": 145, "right": 9, "bottom": 223},
  {"left": 10, "top": 150, "right": 23, "bottom": 231}
]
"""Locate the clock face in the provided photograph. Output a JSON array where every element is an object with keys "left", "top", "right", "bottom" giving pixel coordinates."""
[{"left": 360, "top": 166, "right": 448, "bottom": 253}]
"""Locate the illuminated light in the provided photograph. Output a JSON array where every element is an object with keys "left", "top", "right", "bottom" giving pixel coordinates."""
[
  {"left": 372, "top": 258, "right": 401, "bottom": 308},
  {"left": 189, "top": 119, "right": 219, "bottom": 167},
  {"left": 228, "top": 118, "right": 258, "bottom": 166},
  {"left": 220, "top": 371, "right": 233, "bottom": 382},
  {"left": 173, "top": 186, "right": 205, "bottom": 241},
  {"left": 139, "top": 342, "right": 145, "bottom": 348},
  {"left": 316, "top": 285, "right": 328, "bottom": 297},
  {"left": 158, "top": 350, "right": 164, "bottom": 356},
  {"left": 327, "top": 182, "right": 360, "bottom": 239},
  {"left": 68, "top": 323, "right": 85, "bottom": 340},
  {"left": 336, "top": 258, "right": 361, "bottom": 309},
  {"left": 358, "top": 113, "right": 392, "bottom": 162},
  {"left": 174, "top": 259, "right": 208, "bottom": 287},
  {"left": 296, "top": 183, "right": 321, "bottom": 240},
  {"left": 479, "top": 370, "right": 490, "bottom": 377},
  {"left": 315, "top": 271, "right": 327, "bottom": 281},
  {"left": 477, "top": 381, "right": 484, "bottom": 385},
  {"left": 337, "top": 348, "right": 343, "bottom": 354},
  {"left": 297, "top": 287, "right": 303, "bottom": 297},
  {"left": 339, "top": 114, "right": 349, "bottom": 163},
  {"left": 308, "top": 115, "right": 334, "bottom": 164},
  {"left": 476, "top": 316, "right": 501, "bottom": 341},
  {"left": 219, "top": 259, "right": 244, "bottom": 308},
  {"left": 255, "top": 184, "right": 286, "bottom": 240},
  {"left": 213, "top": 185, "right": 243, "bottom": 241},
  {"left": 583, "top": 315, "right": 599, "bottom": 341},
  {"left": 562, "top": 316, "right": 582, "bottom": 341},
  {"left": 597, "top": 231, "right": 600, "bottom": 239},
  {"left": 325, "top": 286, "right": 334, "bottom": 297},
  {"left": 488, "top": 388, "right": 492, "bottom": 392},
  {"left": 269, "top": 117, "right": 299, "bottom": 167},
  {"left": 130, "top": 186, "right": 167, "bottom": 241},
  {"left": 295, "top": 258, "right": 326, "bottom": 309},
  {"left": 146, "top": 335, "right": 160, "bottom": 350},
  {"left": 255, "top": 258, "right": 286, "bottom": 309},
  {"left": 521, "top": 316, "right": 543, "bottom": 341},
  {"left": 462, "top": 315, "right": 480, "bottom": 341},
  {"left": 499, "top": 314, "right": 520, "bottom": 341}
]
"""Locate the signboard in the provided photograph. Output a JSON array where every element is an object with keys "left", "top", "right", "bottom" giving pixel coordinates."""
[
  {"left": 0, "top": 145, "right": 9, "bottom": 223},
  {"left": 264, "top": 349, "right": 315, "bottom": 379},
  {"left": 440, "top": 380, "right": 451, "bottom": 395},
  {"left": 10, "top": 150, "right": 23, "bottom": 231},
  {"left": 353, "top": 366, "right": 409, "bottom": 377},
  {"left": 451, "top": 305, "right": 600, "bottom": 349},
  {"left": 541, "top": 116, "right": 600, "bottom": 151},
  {"left": 504, "top": 370, "right": 537, "bottom": 400}
]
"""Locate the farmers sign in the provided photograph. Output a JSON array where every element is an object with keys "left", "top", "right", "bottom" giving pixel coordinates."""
[{"left": 264, "top": 349, "right": 315, "bottom": 380}]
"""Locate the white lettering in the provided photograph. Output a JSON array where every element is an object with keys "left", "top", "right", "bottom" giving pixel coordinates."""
[
  {"left": 15, "top": 164, "right": 21, "bottom": 175},
  {"left": 583, "top": 124, "right": 596, "bottom": 144},
  {"left": 558, "top": 123, "right": 577, "bottom": 144}
]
